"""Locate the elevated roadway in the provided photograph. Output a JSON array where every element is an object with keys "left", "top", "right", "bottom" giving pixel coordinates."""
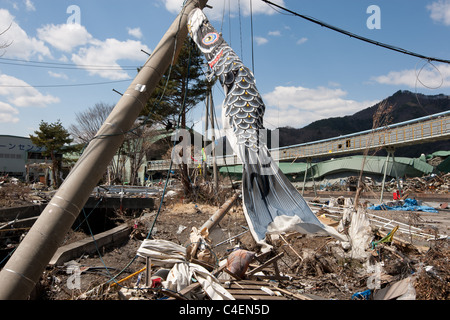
[{"left": 147, "top": 110, "right": 450, "bottom": 171}]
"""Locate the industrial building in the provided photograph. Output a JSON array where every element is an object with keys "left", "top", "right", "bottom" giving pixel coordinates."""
[{"left": 0, "top": 135, "right": 51, "bottom": 183}]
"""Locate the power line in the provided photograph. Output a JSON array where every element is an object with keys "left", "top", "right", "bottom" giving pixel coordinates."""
[
  {"left": 0, "top": 60, "right": 137, "bottom": 71},
  {"left": 261, "top": 0, "right": 450, "bottom": 65},
  {"left": 250, "top": 0, "right": 255, "bottom": 74},
  {"left": 0, "top": 79, "right": 132, "bottom": 88},
  {"left": 0, "top": 57, "right": 139, "bottom": 70}
]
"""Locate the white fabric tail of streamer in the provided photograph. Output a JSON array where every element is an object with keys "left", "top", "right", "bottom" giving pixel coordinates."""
[{"left": 137, "top": 239, "right": 235, "bottom": 300}]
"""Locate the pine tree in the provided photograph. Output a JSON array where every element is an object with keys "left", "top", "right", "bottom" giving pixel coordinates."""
[
  {"left": 30, "top": 120, "right": 77, "bottom": 188},
  {"left": 141, "top": 37, "right": 213, "bottom": 196},
  {"left": 141, "top": 37, "right": 211, "bottom": 130}
]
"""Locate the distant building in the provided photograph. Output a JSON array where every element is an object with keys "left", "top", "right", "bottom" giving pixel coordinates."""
[{"left": 0, "top": 135, "right": 52, "bottom": 183}]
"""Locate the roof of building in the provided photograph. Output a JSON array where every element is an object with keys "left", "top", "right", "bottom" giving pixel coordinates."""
[{"left": 219, "top": 154, "right": 434, "bottom": 178}]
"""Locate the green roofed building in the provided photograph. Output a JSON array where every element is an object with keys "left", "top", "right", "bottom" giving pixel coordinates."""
[{"left": 220, "top": 155, "right": 435, "bottom": 182}]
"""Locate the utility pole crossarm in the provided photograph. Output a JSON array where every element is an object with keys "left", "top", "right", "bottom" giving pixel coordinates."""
[{"left": 0, "top": 0, "right": 208, "bottom": 300}]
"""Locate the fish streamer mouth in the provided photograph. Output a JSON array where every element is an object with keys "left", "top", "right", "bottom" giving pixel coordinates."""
[{"left": 208, "top": 49, "right": 223, "bottom": 68}]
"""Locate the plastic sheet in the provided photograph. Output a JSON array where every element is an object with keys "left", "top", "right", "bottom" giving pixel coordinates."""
[{"left": 368, "top": 198, "right": 438, "bottom": 213}]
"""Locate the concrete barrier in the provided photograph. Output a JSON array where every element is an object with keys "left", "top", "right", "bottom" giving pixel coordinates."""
[
  {"left": 0, "top": 204, "right": 46, "bottom": 222},
  {"left": 49, "top": 224, "right": 132, "bottom": 266}
]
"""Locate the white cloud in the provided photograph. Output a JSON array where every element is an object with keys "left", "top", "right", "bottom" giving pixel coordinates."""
[
  {"left": 37, "top": 23, "right": 92, "bottom": 52},
  {"left": 296, "top": 37, "right": 308, "bottom": 45},
  {"left": 0, "top": 101, "right": 19, "bottom": 123},
  {"left": 48, "top": 71, "right": 68, "bottom": 80},
  {"left": 162, "top": 0, "right": 285, "bottom": 20},
  {"left": 262, "top": 86, "right": 377, "bottom": 128},
  {"left": 36, "top": 22, "right": 151, "bottom": 80},
  {"left": 127, "top": 27, "right": 143, "bottom": 39},
  {"left": 372, "top": 64, "right": 450, "bottom": 88},
  {"left": 268, "top": 30, "right": 281, "bottom": 36},
  {"left": 71, "top": 38, "right": 151, "bottom": 80},
  {"left": 0, "top": 74, "right": 60, "bottom": 107},
  {"left": 255, "top": 36, "right": 268, "bottom": 45},
  {"left": 24, "top": 0, "right": 36, "bottom": 12},
  {"left": 0, "top": 9, "right": 51, "bottom": 59},
  {"left": 427, "top": 0, "right": 450, "bottom": 26}
]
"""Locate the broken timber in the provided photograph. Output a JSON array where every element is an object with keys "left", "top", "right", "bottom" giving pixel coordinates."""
[
  {"left": 200, "top": 192, "right": 240, "bottom": 234},
  {"left": 0, "top": 0, "right": 208, "bottom": 300}
]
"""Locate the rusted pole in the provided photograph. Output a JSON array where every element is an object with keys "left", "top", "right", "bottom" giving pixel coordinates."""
[{"left": 0, "top": 0, "right": 208, "bottom": 300}]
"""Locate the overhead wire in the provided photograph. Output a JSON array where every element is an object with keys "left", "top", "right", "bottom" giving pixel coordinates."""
[
  {"left": 0, "top": 55, "right": 141, "bottom": 89},
  {"left": 261, "top": 0, "right": 450, "bottom": 65},
  {"left": 209, "top": 84, "right": 238, "bottom": 192},
  {"left": 146, "top": 37, "right": 196, "bottom": 239},
  {"left": 250, "top": 0, "right": 255, "bottom": 74},
  {"left": 238, "top": 0, "right": 243, "bottom": 59},
  {"left": 0, "top": 79, "right": 132, "bottom": 88},
  {"left": 261, "top": 0, "right": 450, "bottom": 124},
  {"left": 228, "top": 0, "right": 232, "bottom": 46},
  {"left": 82, "top": 1, "right": 189, "bottom": 145},
  {"left": 73, "top": 0, "right": 196, "bottom": 288},
  {"left": 0, "top": 57, "right": 139, "bottom": 70}
]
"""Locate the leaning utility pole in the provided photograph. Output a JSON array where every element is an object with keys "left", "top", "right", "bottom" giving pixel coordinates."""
[{"left": 0, "top": 0, "right": 207, "bottom": 300}]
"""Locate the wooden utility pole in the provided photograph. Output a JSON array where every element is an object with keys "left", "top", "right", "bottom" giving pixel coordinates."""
[
  {"left": 0, "top": 0, "right": 208, "bottom": 300},
  {"left": 203, "top": 91, "right": 209, "bottom": 179},
  {"left": 209, "top": 90, "right": 218, "bottom": 193}
]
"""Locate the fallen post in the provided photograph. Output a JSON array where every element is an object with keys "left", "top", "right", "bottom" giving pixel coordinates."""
[{"left": 200, "top": 192, "right": 240, "bottom": 234}]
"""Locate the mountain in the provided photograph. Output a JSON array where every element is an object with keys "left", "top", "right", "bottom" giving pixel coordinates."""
[{"left": 277, "top": 90, "right": 450, "bottom": 157}]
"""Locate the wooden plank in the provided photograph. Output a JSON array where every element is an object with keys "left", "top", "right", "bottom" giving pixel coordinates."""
[
  {"left": 226, "top": 288, "right": 276, "bottom": 295},
  {"left": 247, "top": 252, "right": 284, "bottom": 276},
  {"left": 268, "top": 286, "right": 320, "bottom": 301},
  {"left": 222, "top": 280, "right": 292, "bottom": 300},
  {"left": 247, "top": 274, "right": 291, "bottom": 281},
  {"left": 226, "top": 284, "right": 272, "bottom": 290},
  {"left": 234, "top": 295, "right": 288, "bottom": 300}
]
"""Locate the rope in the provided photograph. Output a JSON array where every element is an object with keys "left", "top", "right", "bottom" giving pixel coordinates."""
[
  {"left": 76, "top": 0, "right": 190, "bottom": 154},
  {"left": 238, "top": 0, "right": 243, "bottom": 59},
  {"left": 80, "top": 0, "right": 193, "bottom": 286},
  {"left": 250, "top": 0, "right": 255, "bottom": 74},
  {"left": 210, "top": 86, "right": 238, "bottom": 193},
  {"left": 146, "top": 35, "right": 195, "bottom": 239}
]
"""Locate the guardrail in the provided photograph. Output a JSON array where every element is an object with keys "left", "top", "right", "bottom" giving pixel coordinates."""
[{"left": 147, "top": 110, "right": 450, "bottom": 171}]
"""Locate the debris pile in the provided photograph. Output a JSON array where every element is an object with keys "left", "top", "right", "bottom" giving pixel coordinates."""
[
  {"left": 402, "top": 173, "right": 450, "bottom": 194},
  {"left": 32, "top": 191, "right": 449, "bottom": 301},
  {"left": 0, "top": 177, "right": 34, "bottom": 207},
  {"left": 0, "top": 176, "right": 54, "bottom": 208},
  {"left": 316, "top": 173, "right": 450, "bottom": 195}
]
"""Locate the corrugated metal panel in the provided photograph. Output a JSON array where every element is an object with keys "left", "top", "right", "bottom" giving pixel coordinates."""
[
  {"left": 220, "top": 155, "right": 434, "bottom": 178},
  {"left": 437, "top": 157, "right": 450, "bottom": 173}
]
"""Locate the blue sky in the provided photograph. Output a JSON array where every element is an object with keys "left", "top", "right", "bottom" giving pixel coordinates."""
[{"left": 0, "top": 0, "right": 449, "bottom": 139}]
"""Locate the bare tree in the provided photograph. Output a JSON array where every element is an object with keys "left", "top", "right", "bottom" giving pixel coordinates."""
[
  {"left": 69, "top": 102, "right": 123, "bottom": 184},
  {"left": 355, "top": 100, "right": 393, "bottom": 206},
  {"left": 69, "top": 102, "right": 114, "bottom": 143},
  {"left": 69, "top": 102, "right": 161, "bottom": 185},
  {"left": 0, "top": 23, "right": 13, "bottom": 56},
  {"left": 122, "top": 126, "right": 160, "bottom": 185}
]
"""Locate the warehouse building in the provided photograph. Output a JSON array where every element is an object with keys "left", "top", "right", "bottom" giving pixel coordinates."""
[{"left": 0, "top": 135, "right": 51, "bottom": 183}]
